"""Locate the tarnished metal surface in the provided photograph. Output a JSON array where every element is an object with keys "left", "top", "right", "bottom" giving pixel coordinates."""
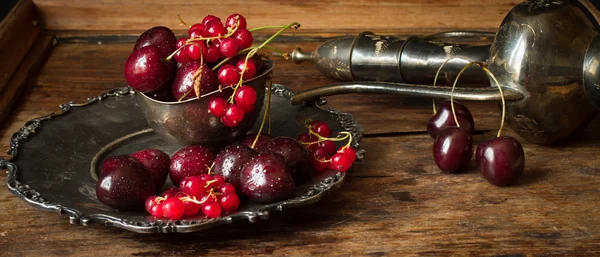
[
  {"left": 290, "top": 0, "right": 600, "bottom": 145},
  {"left": 2, "top": 85, "right": 364, "bottom": 233}
]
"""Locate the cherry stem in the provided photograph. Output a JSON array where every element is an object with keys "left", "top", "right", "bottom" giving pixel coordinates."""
[
  {"left": 432, "top": 56, "right": 476, "bottom": 115},
  {"left": 481, "top": 66, "right": 505, "bottom": 137},
  {"left": 450, "top": 61, "right": 478, "bottom": 128},
  {"left": 251, "top": 73, "right": 273, "bottom": 149}
]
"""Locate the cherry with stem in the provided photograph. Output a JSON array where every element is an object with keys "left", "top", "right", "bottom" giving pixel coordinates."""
[{"left": 476, "top": 66, "right": 525, "bottom": 186}]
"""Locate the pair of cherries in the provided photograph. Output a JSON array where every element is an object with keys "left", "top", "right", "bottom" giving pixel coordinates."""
[{"left": 427, "top": 100, "right": 525, "bottom": 186}]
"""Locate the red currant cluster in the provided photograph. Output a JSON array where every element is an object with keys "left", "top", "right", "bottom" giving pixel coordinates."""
[
  {"left": 124, "top": 14, "right": 299, "bottom": 127},
  {"left": 428, "top": 60, "right": 525, "bottom": 186},
  {"left": 145, "top": 174, "right": 240, "bottom": 220},
  {"left": 297, "top": 120, "right": 357, "bottom": 172},
  {"left": 173, "top": 14, "right": 252, "bottom": 63}
]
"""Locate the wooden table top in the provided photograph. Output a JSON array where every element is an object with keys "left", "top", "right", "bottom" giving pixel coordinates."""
[{"left": 2, "top": 0, "right": 600, "bottom": 256}]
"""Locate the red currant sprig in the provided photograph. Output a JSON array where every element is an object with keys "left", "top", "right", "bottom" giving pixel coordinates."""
[
  {"left": 144, "top": 173, "right": 240, "bottom": 220},
  {"left": 297, "top": 120, "right": 357, "bottom": 172},
  {"left": 206, "top": 21, "right": 300, "bottom": 127}
]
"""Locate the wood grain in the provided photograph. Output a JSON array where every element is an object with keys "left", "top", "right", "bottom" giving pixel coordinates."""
[
  {"left": 0, "top": 34, "right": 54, "bottom": 126},
  {"left": 1, "top": 38, "right": 600, "bottom": 256},
  {"left": 0, "top": 0, "right": 42, "bottom": 101},
  {"left": 32, "top": 0, "right": 518, "bottom": 32}
]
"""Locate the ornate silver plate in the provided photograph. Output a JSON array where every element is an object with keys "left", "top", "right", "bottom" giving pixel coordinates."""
[{"left": 0, "top": 84, "right": 363, "bottom": 233}]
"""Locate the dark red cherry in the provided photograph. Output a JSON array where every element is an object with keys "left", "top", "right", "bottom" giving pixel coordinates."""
[
  {"left": 428, "top": 100, "right": 475, "bottom": 139},
  {"left": 259, "top": 137, "right": 313, "bottom": 183},
  {"left": 96, "top": 156, "right": 154, "bottom": 210},
  {"left": 172, "top": 61, "right": 219, "bottom": 100},
  {"left": 124, "top": 45, "right": 174, "bottom": 93},
  {"left": 240, "top": 152, "right": 295, "bottom": 203},
  {"left": 133, "top": 26, "right": 177, "bottom": 58},
  {"left": 225, "top": 14, "right": 247, "bottom": 30},
  {"left": 100, "top": 155, "right": 133, "bottom": 178},
  {"left": 233, "top": 29, "right": 253, "bottom": 49},
  {"left": 433, "top": 126, "right": 473, "bottom": 173},
  {"left": 241, "top": 132, "right": 272, "bottom": 149},
  {"left": 131, "top": 148, "right": 171, "bottom": 192},
  {"left": 169, "top": 146, "right": 216, "bottom": 186},
  {"left": 476, "top": 136, "right": 525, "bottom": 186},
  {"left": 213, "top": 144, "right": 258, "bottom": 188},
  {"left": 143, "top": 86, "right": 176, "bottom": 102}
]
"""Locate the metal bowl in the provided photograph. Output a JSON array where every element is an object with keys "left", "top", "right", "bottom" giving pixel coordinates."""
[{"left": 136, "top": 60, "right": 273, "bottom": 147}]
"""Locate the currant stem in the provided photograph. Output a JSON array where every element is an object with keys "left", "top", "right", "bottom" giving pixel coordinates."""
[
  {"left": 211, "top": 47, "right": 254, "bottom": 71},
  {"left": 251, "top": 74, "right": 273, "bottom": 149},
  {"left": 177, "top": 14, "right": 190, "bottom": 28},
  {"left": 450, "top": 61, "right": 478, "bottom": 128},
  {"left": 481, "top": 66, "right": 506, "bottom": 137}
]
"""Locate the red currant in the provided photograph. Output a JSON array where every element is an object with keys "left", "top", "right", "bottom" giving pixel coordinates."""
[
  {"left": 182, "top": 200, "right": 201, "bottom": 216},
  {"left": 188, "top": 23, "right": 205, "bottom": 37},
  {"left": 235, "top": 59, "right": 257, "bottom": 80},
  {"left": 185, "top": 43, "right": 205, "bottom": 60},
  {"left": 218, "top": 64, "right": 241, "bottom": 85},
  {"left": 202, "top": 15, "right": 221, "bottom": 26},
  {"left": 219, "top": 183, "right": 236, "bottom": 194},
  {"left": 160, "top": 187, "right": 179, "bottom": 198},
  {"left": 189, "top": 29, "right": 204, "bottom": 39},
  {"left": 312, "top": 157, "right": 329, "bottom": 172},
  {"left": 162, "top": 197, "right": 185, "bottom": 220},
  {"left": 213, "top": 174, "right": 226, "bottom": 186},
  {"left": 297, "top": 133, "right": 317, "bottom": 144},
  {"left": 174, "top": 49, "right": 190, "bottom": 63},
  {"left": 199, "top": 173, "right": 214, "bottom": 182},
  {"left": 221, "top": 104, "right": 245, "bottom": 127},
  {"left": 219, "top": 38, "right": 239, "bottom": 58},
  {"left": 234, "top": 85, "right": 257, "bottom": 113},
  {"left": 176, "top": 38, "right": 187, "bottom": 48},
  {"left": 339, "top": 147, "right": 357, "bottom": 163},
  {"left": 208, "top": 97, "right": 228, "bottom": 117},
  {"left": 225, "top": 14, "right": 247, "bottom": 30},
  {"left": 310, "top": 121, "right": 331, "bottom": 137},
  {"left": 319, "top": 140, "right": 336, "bottom": 154},
  {"left": 145, "top": 196, "right": 163, "bottom": 217},
  {"left": 204, "top": 44, "right": 222, "bottom": 62},
  {"left": 199, "top": 192, "right": 217, "bottom": 207},
  {"left": 329, "top": 153, "right": 353, "bottom": 172},
  {"left": 233, "top": 29, "right": 253, "bottom": 49},
  {"left": 205, "top": 21, "right": 226, "bottom": 37},
  {"left": 219, "top": 193, "right": 240, "bottom": 212},
  {"left": 179, "top": 176, "right": 206, "bottom": 198},
  {"left": 202, "top": 203, "right": 222, "bottom": 218}
]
